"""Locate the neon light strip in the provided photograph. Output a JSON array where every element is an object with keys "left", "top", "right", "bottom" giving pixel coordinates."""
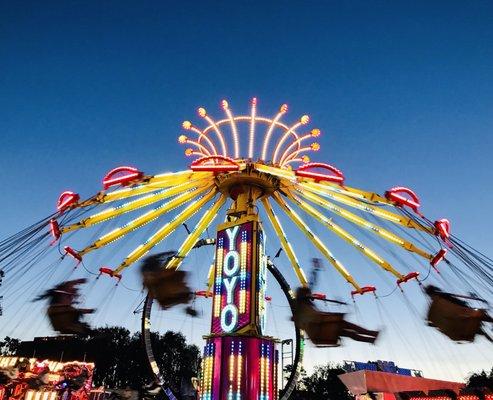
[
  {"left": 261, "top": 104, "right": 288, "bottom": 161},
  {"left": 214, "top": 238, "right": 224, "bottom": 318},
  {"left": 272, "top": 120, "right": 303, "bottom": 164},
  {"left": 166, "top": 194, "right": 227, "bottom": 270},
  {"left": 100, "top": 170, "right": 212, "bottom": 203},
  {"left": 78, "top": 185, "right": 212, "bottom": 257},
  {"left": 261, "top": 198, "right": 308, "bottom": 286},
  {"left": 239, "top": 231, "right": 247, "bottom": 313},
  {"left": 296, "top": 188, "right": 432, "bottom": 259},
  {"left": 203, "top": 115, "right": 228, "bottom": 156},
  {"left": 62, "top": 178, "right": 211, "bottom": 233},
  {"left": 281, "top": 145, "right": 317, "bottom": 166},
  {"left": 248, "top": 98, "right": 257, "bottom": 159},
  {"left": 283, "top": 156, "right": 309, "bottom": 166},
  {"left": 114, "top": 189, "right": 218, "bottom": 273},
  {"left": 186, "top": 150, "right": 209, "bottom": 158},
  {"left": 299, "top": 181, "right": 431, "bottom": 231},
  {"left": 223, "top": 103, "right": 240, "bottom": 159},
  {"left": 189, "top": 126, "right": 218, "bottom": 156},
  {"left": 185, "top": 138, "right": 212, "bottom": 156},
  {"left": 278, "top": 133, "right": 312, "bottom": 165},
  {"left": 287, "top": 191, "right": 404, "bottom": 279},
  {"left": 273, "top": 193, "right": 361, "bottom": 290}
]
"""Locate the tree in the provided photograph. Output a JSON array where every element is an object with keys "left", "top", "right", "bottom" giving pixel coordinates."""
[
  {"left": 0, "top": 336, "right": 20, "bottom": 355},
  {"left": 299, "top": 363, "right": 352, "bottom": 400},
  {"left": 466, "top": 367, "right": 493, "bottom": 391}
]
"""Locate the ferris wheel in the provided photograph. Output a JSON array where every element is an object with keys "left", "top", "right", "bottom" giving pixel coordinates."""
[{"left": 0, "top": 98, "right": 492, "bottom": 400}]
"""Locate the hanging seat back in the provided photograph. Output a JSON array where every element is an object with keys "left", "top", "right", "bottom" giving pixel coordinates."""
[{"left": 427, "top": 296, "right": 485, "bottom": 342}]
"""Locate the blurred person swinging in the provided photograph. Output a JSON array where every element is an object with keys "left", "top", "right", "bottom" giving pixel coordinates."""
[
  {"left": 292, "top": 259, "right": 380, "bottom": 347},
  {"left": 425, "top": 285, "right": 492, "bottom": 342},
  {"left": 35, "top": 278, "right": 94, "bottom": 335},
  {"left": 140, "top": 251, "right": 196, "bottom": 316}
]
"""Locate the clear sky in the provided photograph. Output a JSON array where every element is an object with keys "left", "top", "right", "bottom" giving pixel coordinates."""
[{"left": 1, "top": 0, "right": 492, "bottom": 383}]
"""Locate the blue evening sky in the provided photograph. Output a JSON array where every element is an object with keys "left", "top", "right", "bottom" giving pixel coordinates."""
[{"left": 1, "top": 0, "right": 492, "bottom": 382}]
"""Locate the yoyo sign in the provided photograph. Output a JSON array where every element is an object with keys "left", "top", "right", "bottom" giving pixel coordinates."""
[{"left": 211, "top": 218, "right": 267, "bottom": 335}]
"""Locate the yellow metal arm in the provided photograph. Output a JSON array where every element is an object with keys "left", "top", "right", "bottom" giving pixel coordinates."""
[
  {"left": 260, "top": 198, "right": 309, "bottom": 287},
  {"left": 298, "top": 181, "right": 431, "bottom": 232},
  {"left": 78, "top": 185, "right": 211, "bottom": 257},
  {"left": 114, "top": 189, "right": 218, "bottom": 274},
  {"left": 166, "top": 194, "right": 227, "bottom": 270},
  {"left": 287, "top": 190, "right": 404, "bottom": 279},
  {"left": 61, "top": 178, "right": 212, "bottom": 234},
  {"left": 294, "top": 188, "right": 433, "bottom": 260},
  {"left": 99, "top": 170, "right": 214, "bottom": 203},
  {"left": 272, "top": 193, "right": 361, "bottom": 290}
]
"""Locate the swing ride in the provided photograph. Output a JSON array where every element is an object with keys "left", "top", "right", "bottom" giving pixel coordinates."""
[{"left": 0, "top": 98, "right": 492, "bottom": 400}]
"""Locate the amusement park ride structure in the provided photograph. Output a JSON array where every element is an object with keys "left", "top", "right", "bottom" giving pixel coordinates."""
[{"left": 0, "top": 99, "right": 492, "bottom": 400}]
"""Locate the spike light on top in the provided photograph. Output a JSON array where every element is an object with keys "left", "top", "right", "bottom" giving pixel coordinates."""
[{"left": 180, "top": 98, "right": 318, "bottom": 167}]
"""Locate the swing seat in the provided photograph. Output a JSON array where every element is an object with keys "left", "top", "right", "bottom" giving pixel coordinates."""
[
  {"left": 292, "top": 299, "right": 344, "bottom": 347},
  {"left": 427, "top": 296, "right": 485, "bottom": 342},
  {"left": 304, "top": 313, "right": 344, "bottom": 347},
  {"left": 47, "top": 305, "right": 93, "bottom": 335},
  {"left": 143, "top": 269, "right": 192, "bottom": 309}
]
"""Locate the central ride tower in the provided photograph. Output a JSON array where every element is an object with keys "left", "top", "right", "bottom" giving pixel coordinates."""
[{"left": 200, "top": 168, "right": 279, "bottom": 400}]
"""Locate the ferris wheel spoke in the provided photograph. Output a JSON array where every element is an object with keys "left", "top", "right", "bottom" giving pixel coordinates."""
[
  {"left": 294, "top": 186, "right": 433, "bottom": 260},
  {"left": 60, "top": 178, "right": 214, "bottom": 234},
  {"left": 166, "top": 194, "right": 227, "bottom": 270},
  {"left": 99, "top": 170, "right": 214, "bottom": 203},
  {"left": 113, "top": 188, "right": 219, "bottom": 274},
  {"left": 260, "top": 197, "right": 309, "bottom": 287},
  {"left": 75, "top": 185, "right": 213, "bottom": 257},
  {"left": 298, "top": 181, "right": 431, "bottom": 232},
  {"left": 286, "top": 190, "right": 404, "bottom": 280},
  {"left": 272, "top": 192, "right": 361, "bottom": 291}
]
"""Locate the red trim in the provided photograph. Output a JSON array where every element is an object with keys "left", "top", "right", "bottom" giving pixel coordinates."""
[
  {"left": 102, "top": 166, "right": 144, "bottom": 189},
  {"left": 434, "top": 218, "right": 451, "bottom": 241},
  {"left": 195, "top": 290, "right": 213, "bottom": 298},
  {"left": 64, "top": 246, "right": 82, "bottom": 263},
  {"left": 295, "top": 163, "right": 345, "bottom": 184},
  {"left": 351, "top": 286, "right": 376, "bottom": 297},
  {"left": 385, "top": 187, "right": 421, "bottom": 212},
  {"left": 57, "top": 191, "right": 80, "bottom": 212},
  {"left": 431, "top": 248, "right": 447, "bottom": 270},
  {"left": 397, "top": 271, "right": 419, "bottom": 286},
  {"left": 49, "top": 219, "right": 61, "bottom": 242},
  {"left": 190, "top": 156, "right": 240, "bottom": 172},
  {"left": 99, "top": 267, "right": 122, "bottom": 280},
  {"left": 311, "top": 292, "right": 327, "bottom": 300}
]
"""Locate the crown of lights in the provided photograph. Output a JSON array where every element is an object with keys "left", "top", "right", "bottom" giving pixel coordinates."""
[{"left": 178, "top": 98, "right": 321, "bottom": 168}]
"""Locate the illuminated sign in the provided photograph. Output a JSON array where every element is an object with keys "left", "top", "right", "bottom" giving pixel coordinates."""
[
  {"left": 201, "top": 336, "right": 278, "bottom": 400},
  {"left": 211, "top": 218, "right": 267, "bottom": 335}
]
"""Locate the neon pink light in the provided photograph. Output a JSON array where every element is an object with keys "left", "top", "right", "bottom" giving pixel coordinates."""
[
  {"left": 385, "top": 187, "right": 421, "bottom": 212},
  {"left": 102, "top": 166, "right": 144, "bottom": 189},
  {"left": 57, "top": 191, "right": 80, "bottom": 212},
  {"left": 295, "top": 163, "right": 345, "bottom": 184},
  {"left": 190, "top": 156, "right": 240, "bottom": 172}
]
